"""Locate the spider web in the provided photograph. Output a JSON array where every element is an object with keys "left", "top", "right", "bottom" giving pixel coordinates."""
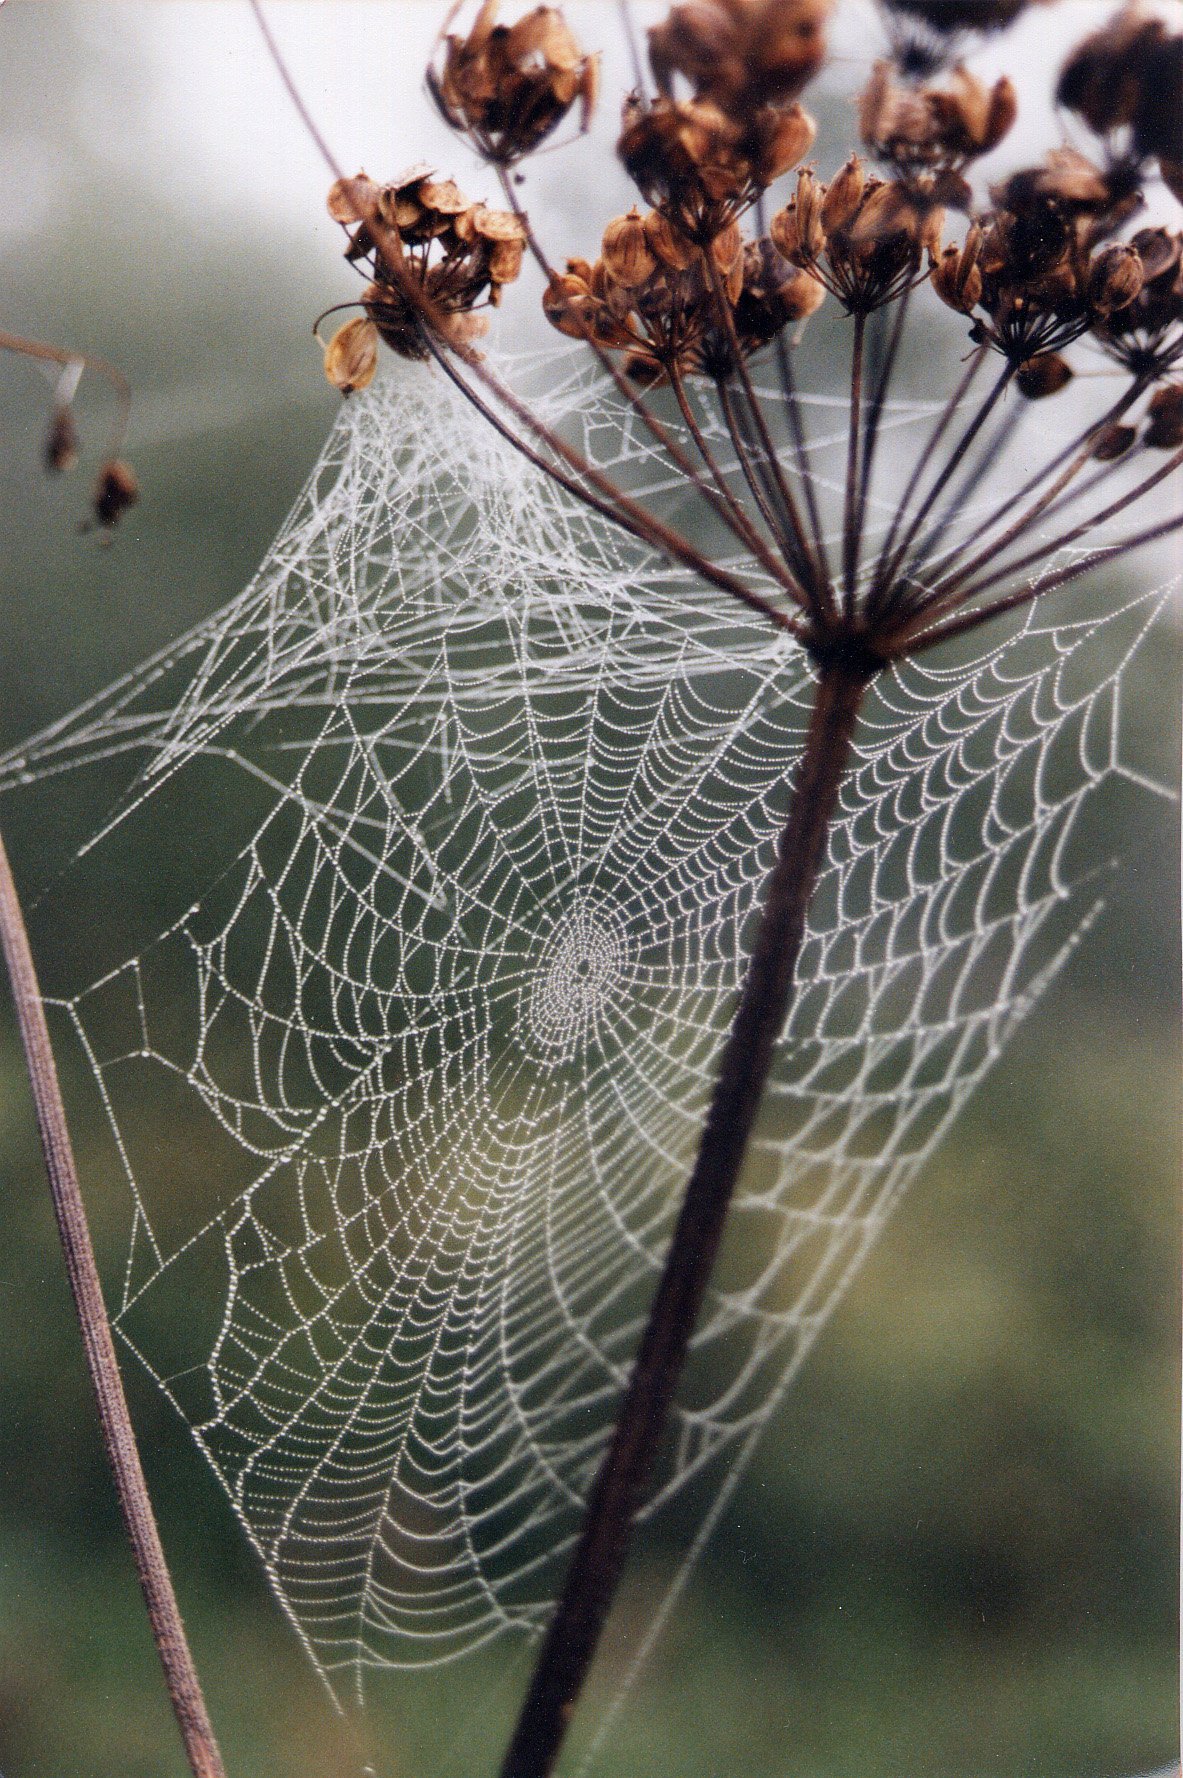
[{"left": 0, "top": 348, "right": 1173, "bottom": 1701}]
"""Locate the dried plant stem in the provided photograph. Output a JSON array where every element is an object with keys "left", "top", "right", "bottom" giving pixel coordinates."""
[
  {"left": 499, "top": 658, "right": 869, "bottom": 1778},
  {"left": 0, "top": 829, "right": 227, "bottom": 1778}
]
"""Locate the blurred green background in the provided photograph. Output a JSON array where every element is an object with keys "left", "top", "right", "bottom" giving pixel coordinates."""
[{"left": 0, "top": 5, "right": 1178, "bottom": 1776}]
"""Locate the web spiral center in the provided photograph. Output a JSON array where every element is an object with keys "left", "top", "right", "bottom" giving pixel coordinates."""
[{"left": 523, "top": 903, "right": 631, "bottom": 1064}]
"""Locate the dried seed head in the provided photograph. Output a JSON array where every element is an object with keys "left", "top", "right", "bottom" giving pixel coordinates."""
[
  {"left": 1016, "top": 352, "right": 1073, "bottom": 399},
  {"left": 1092, "top": 422, "right": 1137, "bottom": 461},
  {"left": 92, "top": 458, "right": 139, "bottom": 528},
  {"left": 1086, "top": 243, "right": 1144, "bottom": 317},
  {"left": 1092, "top": 227, "right": 1183, "bottom": 377},
  {"left": 858, "top": 61, "right": 1016, "bottom": 175},
  {"left": 44, "top": 404, "right": 79, "bottom": 474},
  {"left": 330, "top": 170, "right": 526, "bottom": 362},
  {"left": 618, "top": 94, "right": 816, "bottom": 237},
  {"left": 996, "top": 147, "right": 1115, "bottom": 216},
  {"left": 323, "top": 316, "right": 380, "bottom": 394},
  {"left": 1058, "top": 4, "right": 1182, "bottom": 189},
  {"left": 1144, "top": 382, "right": 1183, "bottom": 448},
  {"left": 428, "top": 2, "right": 599, "bottom": 163},
  {"left": 649, "top": 0, "right": 831, "bottom": 111}
]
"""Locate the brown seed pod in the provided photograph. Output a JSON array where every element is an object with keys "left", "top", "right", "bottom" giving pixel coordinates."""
[
  {"left": 1086, "top": 244, "right": 1144, "bottom": 318},
  {"left": 602, "top": 209, "right": 659, "bottom": 289},
  {"left": 323, "top": 317, "right": 380, "bottom": 394},
  {"left": 1144, "top": 383, "right": 1183, "bottom": 449},
  {"left": 1016, "top": 353, "right": 1073, "bottom": 399},
  {"left": 92, "top": 459, "right": 139, "bottom": 528},
  {"left": 44, "top": 404, "right": 80, "bottom": 474},
  {"left": 1092, "top": 422, "right": 1137, "bottom": 461}
]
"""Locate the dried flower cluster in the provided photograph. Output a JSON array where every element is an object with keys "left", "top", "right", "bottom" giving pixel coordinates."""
[
  {"left": 323, "top": 166, "right": 526, "bottom": 372},
  {"left": 317, "top": 0, "right": 1182, "bottom": 658},
  {"left": 428, "top": 1, "right": 598, "bottom": 164},
  {"left": 1058, "top": 3, "right": 1183, "bottom": 201}
]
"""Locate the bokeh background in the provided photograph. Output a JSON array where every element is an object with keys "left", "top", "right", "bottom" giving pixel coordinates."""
[{"left": 0, "top": 4, "right": 1178, "bottom": 1776}]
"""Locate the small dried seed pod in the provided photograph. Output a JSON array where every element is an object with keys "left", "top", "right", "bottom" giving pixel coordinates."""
[
  {"left": 1092, "top": 423, "right": 1137, "bottom": 461},
  {"left": 821, "top": 155, "right": 865, "bottom": 234},
  {"left": 770, "top": 168, "right": 826, "bottom": 265},
  {"left": 323, "top": 317, "right": 380, "bottom": 394},
  {"left": 931, "top": 234, "right": 982, "bottom": 311},
  {"left": 601, "top": 209, "right": 658, "bottom": 288},
  {"left": 1016, "top": 353, "right": 1073, "bottom": 399},
  {"left": 1087, "top": 244, "right": 1144, "bottom": 317},
  {"left": 644, "top": 208, "right": 696, "bottom": 271},
  {"left": 44, "top": 404, "right": 80, "bottom": 474},
  {"left": 1144, "top": 384, "right": 1183, "bottom": 449},
  {"left": 92, "top": 459, "right": 139, "bottom": 528}
]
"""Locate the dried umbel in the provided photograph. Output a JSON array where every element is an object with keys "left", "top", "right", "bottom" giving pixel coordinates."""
[
  {"left": 326, "top": 167, "right": 526, "bottom": 361},
  {"left": 1057, "top": 3, "right": 1183, "bottom": 202},
  {"left": 858, "top": 60, "right": 1015, "bottom": 181},
  {"left": 542, "top": 206, "right": 748, "bottom": 382},
  {"left": 248, "top": 6, "right": 1183, "bottom": 1778},
  {"left": 932, "top": 152, "right": 1146, "bottom": 368},
  {"left": 428, "top": 1, "right": 598, "bottom": 163},
  {"left": 771, "top": 157, "right": 942, "bottom": 313},
  {"left": 1094, "top": 227, "right": 1183, "bottom": 378},
  {"left": 618, "top": 93, "right": 816, "bottom": 242},
  {"left": 648, "top": 0, "right": 831, "bottom": 110}
]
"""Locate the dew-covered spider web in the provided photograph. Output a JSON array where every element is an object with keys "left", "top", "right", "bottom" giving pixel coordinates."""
[{"left": 0, "top": 347, "right": 1174, "bottom": 1704}]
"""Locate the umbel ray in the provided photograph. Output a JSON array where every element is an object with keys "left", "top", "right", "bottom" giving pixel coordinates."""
[{"left": 1, "top": 2, "right": 1180, "bottom": 1777}]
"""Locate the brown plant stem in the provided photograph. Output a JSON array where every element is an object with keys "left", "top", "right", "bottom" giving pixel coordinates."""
[
  {"left": 499, "top": 656, "right": 870, "bottom": 1778},
  {"left": 0, "top": 829, "right": 227, "bottom": 1778}
]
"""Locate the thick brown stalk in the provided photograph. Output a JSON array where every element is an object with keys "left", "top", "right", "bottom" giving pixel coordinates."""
[
  {"left": 0, "top": 829, "right": 227, "bottom": 1778},
  {"left": 499, "top": 658, "right": 870, "bottom": 1778}
]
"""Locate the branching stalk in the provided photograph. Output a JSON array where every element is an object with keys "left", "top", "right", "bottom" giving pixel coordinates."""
[
  {"left": 499, "top": 658, "right": 869, "bottom": 1778},
  {"left": 0, "top": 829, "right": 227, "bottom": 1778}
]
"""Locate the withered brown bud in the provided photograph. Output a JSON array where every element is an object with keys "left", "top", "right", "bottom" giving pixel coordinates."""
[
  {"left": 428, "top": 2, "right": 599, "bottom": 163},
  {"left": 649, "top": 0, "right": 831, "bottom": 111},
  {"left": 821, "top": 156, "right": 865, "bottom": 234},
  {"left": 1087, "top": 244, "right": 1144, "bottom": 317},
  {"left": 602, "top": 208, "right": 658, "bottom": 288},
  {"left": 44, "top": 404, "right": 79, "bottom": 474},
  {"left": 92, "top": 459, "right": 139, "bottom": 528},
  {"left": 859, "top": 62, "right": 1016, "bottom": 173},
  {"left": 770, "top": 167, "right": 826, "bottom": 266},
  {"left": 1016, "top": 353, "right": 1073, "bottom": 399},
  {"left": 323, "top": 317, "right": 380, "bottom": 394},
  {"left": 1144, "top": 383, "right": 1183, "bottom": 449},
  {"left": 644, "top": 208, "right": 697, "bottom": 271},
  {"left": 1092, "top": 423, "right": 1137, "bottom": 461},
  {"left": 931, "top": 229, "right": 982, "bottom": 312}
]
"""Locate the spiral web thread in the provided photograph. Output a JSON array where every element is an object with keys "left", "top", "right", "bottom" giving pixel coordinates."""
[{"left": 0, "top": 351, "right": 1173, "bottom": 1700}]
